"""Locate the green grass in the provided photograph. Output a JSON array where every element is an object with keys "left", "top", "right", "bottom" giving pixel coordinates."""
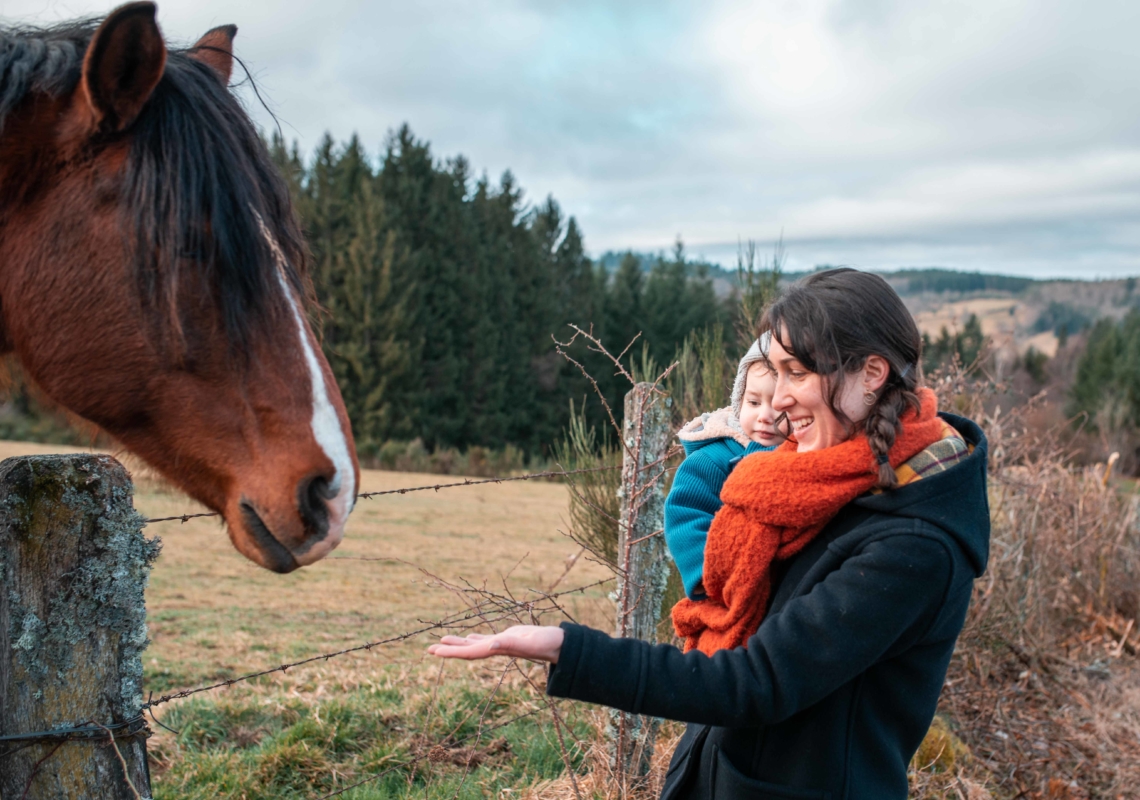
[{"left": 150, "top": 669, "right": 589, "bottom": 799}]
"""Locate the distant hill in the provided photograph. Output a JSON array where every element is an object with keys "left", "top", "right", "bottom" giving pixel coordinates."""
[
  {"left": 594, "top": 256, "right": 1041, "bottom": 296},
  {"left": 857, "top": 268, "right": 1039, "bottom": 296},
  {"left": 893, "top": 272, "right": 1137, "bottom": 364},
  {"left": 596, "top": 252, "right": 1140, "bottom": 361}
]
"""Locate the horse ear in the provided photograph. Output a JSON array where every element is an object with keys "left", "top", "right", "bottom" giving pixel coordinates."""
[
  {"left": 191, "top": 25, "right": 237, "bottom": 85},
  {"left": 81, "top": 2, "right": 167, "bottom": 133}
]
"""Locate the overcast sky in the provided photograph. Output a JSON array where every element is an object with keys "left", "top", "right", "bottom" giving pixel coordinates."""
[{"left": 7, "top": 0, "right": 1140, "bottom": 279}]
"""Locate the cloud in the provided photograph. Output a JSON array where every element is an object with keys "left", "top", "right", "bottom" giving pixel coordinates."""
[{"left": 5, "top": 0, "right": 1139, "bottom": 278}]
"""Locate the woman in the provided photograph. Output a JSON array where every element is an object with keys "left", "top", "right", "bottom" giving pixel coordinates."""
[{"left": 431, "top": 268, "right": 990, "bottom": 800}]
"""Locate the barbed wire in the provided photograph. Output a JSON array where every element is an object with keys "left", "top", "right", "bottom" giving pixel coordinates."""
[
  {"left": 138, "top": 577, "right": 609, "bottom": 711},
  {"left": 356, "top": 464, "right": 623, "bottom": 499},
  {"left": 0, "top": 718, "right": 144, "bottom": 746},
  {"left": 142, "top": 511, "right": 218, "bottom": 524},
  {"left": 3, "top": 329, "right": 679, "bottom": 798},
  {"left": 2, "top": 694, "right": 551, "bottom": 797},
  {"left": 0, "top": 576, "right": 610, "bottom": 763},
  {"left": 140, "top": 464, "right": 624, "bottom": 525},
  {"left": 0, "top": 718, "right": 146, "bottom": 761},
  {"left": 6, "top": 335, "right": 676, "bottom": 794}
]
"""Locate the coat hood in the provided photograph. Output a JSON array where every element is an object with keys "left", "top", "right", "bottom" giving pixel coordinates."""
[
  {"left": 854, "top": 412, "right": 990, "bottom": 575},
  {"left": 678, "top": 406, "right": 752, "bottom": 451},
  {"left": 730, "top": 333, "right": 770, "bottom": 417}
]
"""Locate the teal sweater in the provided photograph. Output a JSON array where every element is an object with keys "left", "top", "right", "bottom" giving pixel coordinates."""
[{"left": 665, "top": 438, "right": 774, "bottom": 599}]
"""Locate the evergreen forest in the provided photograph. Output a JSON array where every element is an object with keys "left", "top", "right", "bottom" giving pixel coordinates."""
[
  {"left": 269, "top": 126, "right": 737, "bottom": 461},
  {"left": 1068, "top": 310, "right": 1140, "bottom": 437},
  {"left": 2, "top": 126, "right": 1136, "bottom": 474}
]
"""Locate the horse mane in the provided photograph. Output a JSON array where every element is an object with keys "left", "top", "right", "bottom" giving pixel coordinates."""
[{"left": 0, "top": 19, "right": 310, "bottom": 353}]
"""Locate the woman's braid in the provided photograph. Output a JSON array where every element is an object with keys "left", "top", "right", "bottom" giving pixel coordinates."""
[{"left": 865, "top": 372, "right": 921, "bottom": 490}]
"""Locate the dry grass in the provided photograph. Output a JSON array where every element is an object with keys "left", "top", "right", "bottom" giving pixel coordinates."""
[
  {"left": 128, "top": 464, "right": 612, "bottom": 685},
  {"left": 910, "top": 370, "right": 1140, "bottom": 800},
  {"left": 519, "top": 714, "right": 686, "bottom": 800},
  {"left": 0, "top": 440, "right": 614, "bottom": 798},
  {"left": 5, "top": 392, "right": 1140, "bottom": 800}
]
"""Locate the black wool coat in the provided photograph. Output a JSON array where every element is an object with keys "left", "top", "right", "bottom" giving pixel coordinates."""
[{"left": 546, "top": 414, "right": 990, "bottom": 800}]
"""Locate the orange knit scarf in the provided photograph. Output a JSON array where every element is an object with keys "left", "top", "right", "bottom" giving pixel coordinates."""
[{"left": 672, "top": 388, "right": 946, "bottom": 656}]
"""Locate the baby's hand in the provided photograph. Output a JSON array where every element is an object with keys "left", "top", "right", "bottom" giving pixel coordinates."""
[{"left": 428, "top": 625, "right": 564, "bottom": 663}]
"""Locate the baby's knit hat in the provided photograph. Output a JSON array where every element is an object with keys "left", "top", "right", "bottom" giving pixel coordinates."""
[{"left": 730, "top": 332, "right": 771, "bottom": 417}]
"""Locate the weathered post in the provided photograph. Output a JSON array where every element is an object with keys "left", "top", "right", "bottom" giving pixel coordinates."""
[
  {"left": 611, "top": 382, "right": 671, "bottom": 785},
  {"left": 0, "top": 454, "right": 159, "bottom": 799}
]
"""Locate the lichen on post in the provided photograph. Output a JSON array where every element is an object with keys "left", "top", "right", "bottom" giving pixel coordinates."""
[
  {"left": 0, "top": 454, "right": 160, "bottom": 799},
  {"left": 610, "top": 382, "right": 671, "bottom": 786}
]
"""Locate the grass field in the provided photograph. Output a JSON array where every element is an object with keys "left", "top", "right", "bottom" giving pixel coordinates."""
[
  {"left": 10, "top": 433, "right": 1137, "bottom": 798},
  {"left": 0, "top": 441, "right": 615, "bottom": 798}
]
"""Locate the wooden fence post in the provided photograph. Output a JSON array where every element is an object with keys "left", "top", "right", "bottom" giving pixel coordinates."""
[
  {"left": 611, "top": 382, "right": 672, "bottom": 785},
  {"left": 0, "top": 454, "right": 159, "bottom": 800}
]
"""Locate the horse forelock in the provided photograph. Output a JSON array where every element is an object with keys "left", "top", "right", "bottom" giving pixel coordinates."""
[
  {"left": 126, "top": 50, "right": 312, "bottom": 356},
  {"left": 0, "top": 18, "right": 311, "bottom": 358},
  {"left": 0, "top": 21, "right": 91, "bottom": 132}
]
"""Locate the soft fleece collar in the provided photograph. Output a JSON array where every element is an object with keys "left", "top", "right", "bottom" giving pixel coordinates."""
[{"left": 678, "top": 406, "right": 751, "bottom": 449}]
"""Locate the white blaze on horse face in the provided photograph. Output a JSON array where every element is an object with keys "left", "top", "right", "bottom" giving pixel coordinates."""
[
  {"left": 275, "top": 270, "right": 356, "bottom": 561},
  {"left": 255, "top": 213, "right": 354, "bottom": 563}
]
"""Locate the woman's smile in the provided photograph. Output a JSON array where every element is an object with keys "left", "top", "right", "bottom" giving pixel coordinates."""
[{"left": 788, "top": 415, "right": 816, "bottom": 446}]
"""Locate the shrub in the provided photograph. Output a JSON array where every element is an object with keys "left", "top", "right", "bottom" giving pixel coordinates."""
[
  {"left": 1022, "top": 345, "right": 1049, "bottom": 384},
  {"left": 366, "top": 438, "right": 549, "bottom": 477},
  {"left": 920, "top": 362, "right": 1140, "bottom": 797},
  {"left": 1033, "top": 300, "right": 1094, "bottom": 337}
]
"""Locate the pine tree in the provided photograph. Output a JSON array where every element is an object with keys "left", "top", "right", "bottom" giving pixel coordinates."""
[
  {"left": 260, "top": 126, "right": 743, "bottom": 460},
  {"left": 554, "top": 218, "right": 593, "bottom": 324},
  {"left": 375, "top": 127, "right": 474, "bottom": 449},
  {"left": 643, "top": 241, "right": 689, "bottom": 363},
  {"left": 605, "top": 252, "right": 646, "bottom": 359},
  {"left": 324, "top": 179, "right": 417, "bottom": 451},
  {"left": 1069, "top": 311, "right": 1140, "bottom": 434},
  {"left": 922, "top": 314, "right": 986, "bottom": 373}
]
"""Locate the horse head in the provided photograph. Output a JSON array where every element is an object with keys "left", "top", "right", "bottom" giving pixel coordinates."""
[{"left": 0, "top": 2, "right": 359, "bottom": 572}]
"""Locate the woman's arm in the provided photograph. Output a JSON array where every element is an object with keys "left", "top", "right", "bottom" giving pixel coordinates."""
[{"left": 432, "top": 531, "right": 960, "bottom": 728}]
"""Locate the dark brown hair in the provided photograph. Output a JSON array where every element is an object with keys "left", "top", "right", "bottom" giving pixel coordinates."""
[{"left": 760, "top": 268, "right": 923, "bottom": 488}]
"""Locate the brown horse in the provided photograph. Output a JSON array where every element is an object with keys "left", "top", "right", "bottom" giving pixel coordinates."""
[{"left": 0, "top": 3, "right": 359, "bottom": 572}]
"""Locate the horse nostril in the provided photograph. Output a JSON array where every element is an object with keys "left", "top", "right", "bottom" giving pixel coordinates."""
[{"left": 297, "top": 474, "right": 333, "bottom": 547}]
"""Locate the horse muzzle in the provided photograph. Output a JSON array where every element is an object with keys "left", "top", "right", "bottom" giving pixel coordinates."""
[{"left": 232, "top": 476, "right": 350, "bottom": 573}]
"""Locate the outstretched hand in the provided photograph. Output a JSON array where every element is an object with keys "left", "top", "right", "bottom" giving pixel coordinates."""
[{"left": 428, "top": 625, "right": 564, "bottom": 664}]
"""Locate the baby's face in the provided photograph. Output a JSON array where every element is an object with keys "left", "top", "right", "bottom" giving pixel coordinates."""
[{"left": 739, "top": 363, "right": 782, "bottom": 448}]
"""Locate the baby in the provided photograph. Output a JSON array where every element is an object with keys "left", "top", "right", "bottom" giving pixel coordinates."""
[{"left": 665, "top": 338, "right": 781, "bottom": 599}]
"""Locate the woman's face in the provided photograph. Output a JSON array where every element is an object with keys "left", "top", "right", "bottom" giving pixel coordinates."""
[{"left": 767, "top": 331, "right": 883, "bottom": 452}]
